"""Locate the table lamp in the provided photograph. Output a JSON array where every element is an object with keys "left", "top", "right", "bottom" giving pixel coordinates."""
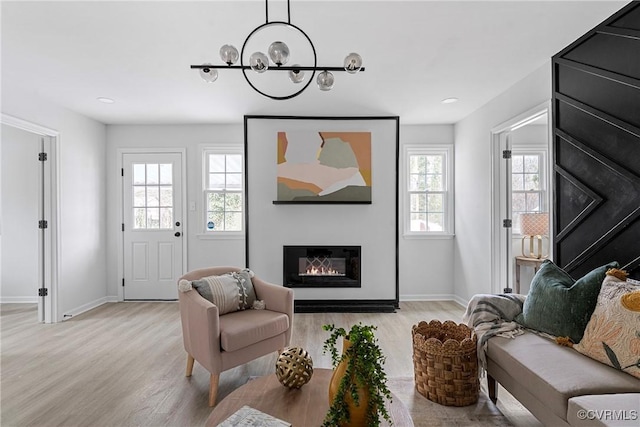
[{"left": 520, "top": 212, "right": 549, "bottom": 259}]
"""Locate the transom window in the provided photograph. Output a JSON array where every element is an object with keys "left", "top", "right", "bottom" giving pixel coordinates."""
[
  {"left": 405, "top": 145, "right": 453, "bottom": 236},
  {"left": 132, "top": 163, "right": 173, "bottom": 229},
  {"left": 511, "top": 152, "right": 546, "bottom": 233},
  {"left": 203, "top": 149, "right": 243, "bottom": 232}
]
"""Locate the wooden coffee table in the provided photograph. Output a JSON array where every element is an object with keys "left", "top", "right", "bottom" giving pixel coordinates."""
[{"left": 206, "top": 368, "right": 414, "bottom": 426}]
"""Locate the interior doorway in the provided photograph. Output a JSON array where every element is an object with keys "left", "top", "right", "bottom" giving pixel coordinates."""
[
  {"left": 491, "top": 103, "right": 552, "bottom": 295},
  {"left": 1, "top": 114, "right": 59, "bottom": 322}
]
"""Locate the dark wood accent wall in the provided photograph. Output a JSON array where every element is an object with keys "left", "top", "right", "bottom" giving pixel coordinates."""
[{"left": 552, "top": 1, "right": 640, "bottom": 280}]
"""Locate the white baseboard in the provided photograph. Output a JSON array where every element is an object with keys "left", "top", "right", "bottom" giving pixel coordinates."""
[
  {"left": 452, "top": 295, "right": 468, "bottom": 308},
  {"left": 0, "top": 296, "right": 39, "bottom": 303},
  {"left": 399, "top": 294, "right": 468, "bottom": 308},
  {"left": 61, "top": 296, "right": 118, "bottom": 321}
]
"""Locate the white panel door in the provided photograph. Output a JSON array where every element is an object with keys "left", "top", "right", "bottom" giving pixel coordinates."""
[{"left": 123, "top": 153, "right": 183, "bottom": 300}]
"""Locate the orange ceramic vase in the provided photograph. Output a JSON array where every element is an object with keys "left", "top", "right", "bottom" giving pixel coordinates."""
[{"left": 328, "top": 338, "right": 370, "bottom": 427}]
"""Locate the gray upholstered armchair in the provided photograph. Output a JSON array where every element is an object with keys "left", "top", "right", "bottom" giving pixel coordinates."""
[{"left": 178, "top": 266, "right": 294, "bottom": 406}]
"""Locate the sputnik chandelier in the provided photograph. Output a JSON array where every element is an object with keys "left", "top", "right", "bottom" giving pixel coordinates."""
[{"left": 191, "top": 0, "right": 365, "bottom": 100}]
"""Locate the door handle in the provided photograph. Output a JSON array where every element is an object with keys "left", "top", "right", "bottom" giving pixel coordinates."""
[{"left": 174, "top": 232, "right": 181, "bottom": 237}]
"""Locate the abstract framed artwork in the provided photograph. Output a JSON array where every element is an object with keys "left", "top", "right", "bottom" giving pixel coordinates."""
[
  {"left": 244, "top": 115, "right": 398, "bottom": 205},
  {"left": 275, "top": 130, "right": 372, "bottom": 203}
]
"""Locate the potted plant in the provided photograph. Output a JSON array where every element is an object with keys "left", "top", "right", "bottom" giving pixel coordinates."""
[{"left": 322, "top": 323, "right": 393, "bottom": 427}]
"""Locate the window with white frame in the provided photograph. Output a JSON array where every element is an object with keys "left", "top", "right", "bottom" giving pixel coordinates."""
[
  {"left": 203, "top": 148, "right": 243, "bottom": 232},
  {"left": 511, "top": 151, "right": 546, "bottom": 234},
  {"left": 405, "top": 145, "right": 453, "bottom": 236}
]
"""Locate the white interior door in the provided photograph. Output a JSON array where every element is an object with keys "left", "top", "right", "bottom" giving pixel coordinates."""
[
  {"left": 492, "top": 107, "right": 551, "bottom": 295},
  {"left": 1, "top": 116, "right": 59, "bottom": 322},
  {"left": 499, "top": 132, "right": 514, "bottom": 293},
  {"left": 123, "top": 153, "right": 183, "bottom": 300}
]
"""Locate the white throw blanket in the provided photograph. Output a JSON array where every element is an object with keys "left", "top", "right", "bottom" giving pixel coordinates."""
[{"left": 462, "top": 293, "right": 527, "bottom": 371}]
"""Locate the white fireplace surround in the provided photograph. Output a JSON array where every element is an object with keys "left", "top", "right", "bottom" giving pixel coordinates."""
[{"left": 245, "top": 116, "right": 398, "bottom": 309}]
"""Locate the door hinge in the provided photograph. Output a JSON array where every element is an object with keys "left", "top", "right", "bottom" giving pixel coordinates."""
[
  {"left": 38, "top": 220, "right": 48, "bottom": 229},
  {"left": 122, "top": 223, "right": 125, "bottom": 232},
  {"left": 38, "top": 288, "right": 48, "bottom": 297},
  {"left": 502, "top": 150, "right": 512, "bottom": 159},
  {"left": 38, "top": 152, "right": 48, "bottom": 162},
  {"left": 503, "top": 219, "right": 512, "bottom": 228},
  {"left": 121, "top": 168, "right": 124, "bottom": 177},
  {"left": 122, "top": 278, "right": 125, "bottom": 287}
]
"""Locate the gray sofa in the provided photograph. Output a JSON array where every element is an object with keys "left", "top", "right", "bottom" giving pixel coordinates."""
[{"left": 486, "top": 331, "right": 640, "bottom": 426}]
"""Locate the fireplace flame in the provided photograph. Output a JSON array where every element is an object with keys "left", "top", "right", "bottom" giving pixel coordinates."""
[{"left": 305, "top": 266, "right": 341, "bottom": 276}]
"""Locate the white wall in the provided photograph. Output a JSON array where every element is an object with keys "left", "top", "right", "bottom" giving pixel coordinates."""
[
  {"left": 399, "top": 125, "right": 455, "bottom": 300},
  {"left": 6, "top": 64, "right": 550, "bottom": 312},
  {"left": 105, "top": 124, "right": 246, "bottom": 298},
  {"left": 453, "top": 61, "right": 552, "bottom": 303},
  {"left": 1, "top": 87, "right": 108, "bottom": 319},
  {"left": 106, "top": 123, "right": 455, "bottom": 301},
  {"left": 1, "top": 125, "right": 40, "bottom": 302}
]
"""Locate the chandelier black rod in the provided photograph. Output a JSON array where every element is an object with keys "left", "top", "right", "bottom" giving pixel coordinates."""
[
  {"left": 265, "top": 0, "right": 291, "bottom": 24},
  {"left": 191, "top": 65, "right": 365, "bottom": 72}
]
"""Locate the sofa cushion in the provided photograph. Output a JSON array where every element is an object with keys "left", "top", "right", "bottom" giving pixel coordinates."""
[
  {"left": 515, "top": 260, "right": 618, "bottom": 343},
  {"left": 487, "top": 331, "right": 640, "bottom": 421},
  {"left": 567, "top": 394, "right": 640, "bottom": 426},
  {"left": 574, "top": 273, "right": 640, "bottom": 379},
  {"left": 220, "top": 309, "right": 289, "bottom": 352},
  {"left": 188, "top": 269, "right": 257, "bottom": 315}
]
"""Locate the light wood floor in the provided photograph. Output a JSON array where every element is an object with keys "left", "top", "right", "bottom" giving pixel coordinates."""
[{"left": 1, "top": 301, "right": 541, "bottom": 426}]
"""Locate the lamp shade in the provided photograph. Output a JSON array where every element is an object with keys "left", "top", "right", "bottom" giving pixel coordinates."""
[{"left": 520, "top": 213, "right": 549, "bottom": 236}]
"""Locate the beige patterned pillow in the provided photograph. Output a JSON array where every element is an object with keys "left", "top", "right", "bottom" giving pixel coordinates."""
[
  {"left": 574, "top": 272, "right": 640, "bottom": 379},
  {"left": 179, "top": 269, "right": 257, "bottom": 315}
]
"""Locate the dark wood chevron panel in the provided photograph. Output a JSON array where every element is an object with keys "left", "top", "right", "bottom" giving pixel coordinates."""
[
  {"left": 554, "top": 165, "right": 603, "bottom": 241},
  {"left": 553, "top": 1, "right": 640, "bottom": 280},
  {"left": 611, "top": 3, "right": 640, "bottom": 29},
  {"left": 555, "top": 97, "right": 640, "bottom": 174},
  {"left": 556, "top": 63, "right": 640, "bottom": 128},
  {"left": 563, "top": 33, "right": 640, "bottom": 80}
]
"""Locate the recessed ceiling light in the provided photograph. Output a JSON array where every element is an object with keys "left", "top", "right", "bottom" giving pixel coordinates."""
[
  {"left": 441, "top": 97, "right": 459, "bottom": 104},
  {"left": 97, "top": 97, "right": 115, "bottom": 104}
]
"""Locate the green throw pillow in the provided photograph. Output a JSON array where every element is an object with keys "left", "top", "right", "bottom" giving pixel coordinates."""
[{"left": 515, "top": 260, "right": 619, "bottom": 343}]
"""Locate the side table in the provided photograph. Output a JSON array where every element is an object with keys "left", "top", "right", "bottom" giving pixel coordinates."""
[{"left": 514, "top": 256, "right": 546, "bottom": 293}]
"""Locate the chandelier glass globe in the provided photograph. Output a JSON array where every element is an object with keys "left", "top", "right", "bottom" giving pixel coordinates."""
[
  {"left": 219, "top": 45, "right": 239, "bottom": 65},
  {"left": 199, "top": 63, "right": 218, "bottom": 83},
  {"left": 268, "top": 41, "right": 290, "bottom": 66},
  {"left": 317, "top": 71, "right": 334, "bottom": 91},
  {"left": 250, "top": 52, "right": 269, "bottom": 73},
  {"left": 343, "top": 53, "right": 363, "bottom": 74},
  {"left": 288, "top": 65, "right": 305, "bottom": 84}
]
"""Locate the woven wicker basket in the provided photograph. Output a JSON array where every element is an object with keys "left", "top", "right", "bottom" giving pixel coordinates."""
[{"left": 412, "top": 320, "right": 479, "bottom": 406}]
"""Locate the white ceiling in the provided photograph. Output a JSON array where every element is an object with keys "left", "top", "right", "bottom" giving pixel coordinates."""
[{"left": 1, "top": 1, "right": 628, "bottom": 125}]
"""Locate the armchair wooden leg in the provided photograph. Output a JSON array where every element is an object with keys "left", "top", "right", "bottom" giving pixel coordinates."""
[
  {"left": 186, "top": 354, "right": 195, "bottom": 377},
  {"left": 209, "top": 373, "right": 220, "bottom": 407},
  {"left": 487, "top": 374, "right": 498, "bottom": 404}
]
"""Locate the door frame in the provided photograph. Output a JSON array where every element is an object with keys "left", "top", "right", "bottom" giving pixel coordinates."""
[
  {"left": 490, "top": 101, "right": 553, "bottom": 294},
  {"left": 1, "top": 113, "right": 60, "bottom": 323},
  {"left": 117, "top": 148, "right": 188, "bottom": 301}
]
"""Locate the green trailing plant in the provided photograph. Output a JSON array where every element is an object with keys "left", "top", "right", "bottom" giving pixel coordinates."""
[{"left": 322, "top": 323, "right": 393, "bottom": 427}]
